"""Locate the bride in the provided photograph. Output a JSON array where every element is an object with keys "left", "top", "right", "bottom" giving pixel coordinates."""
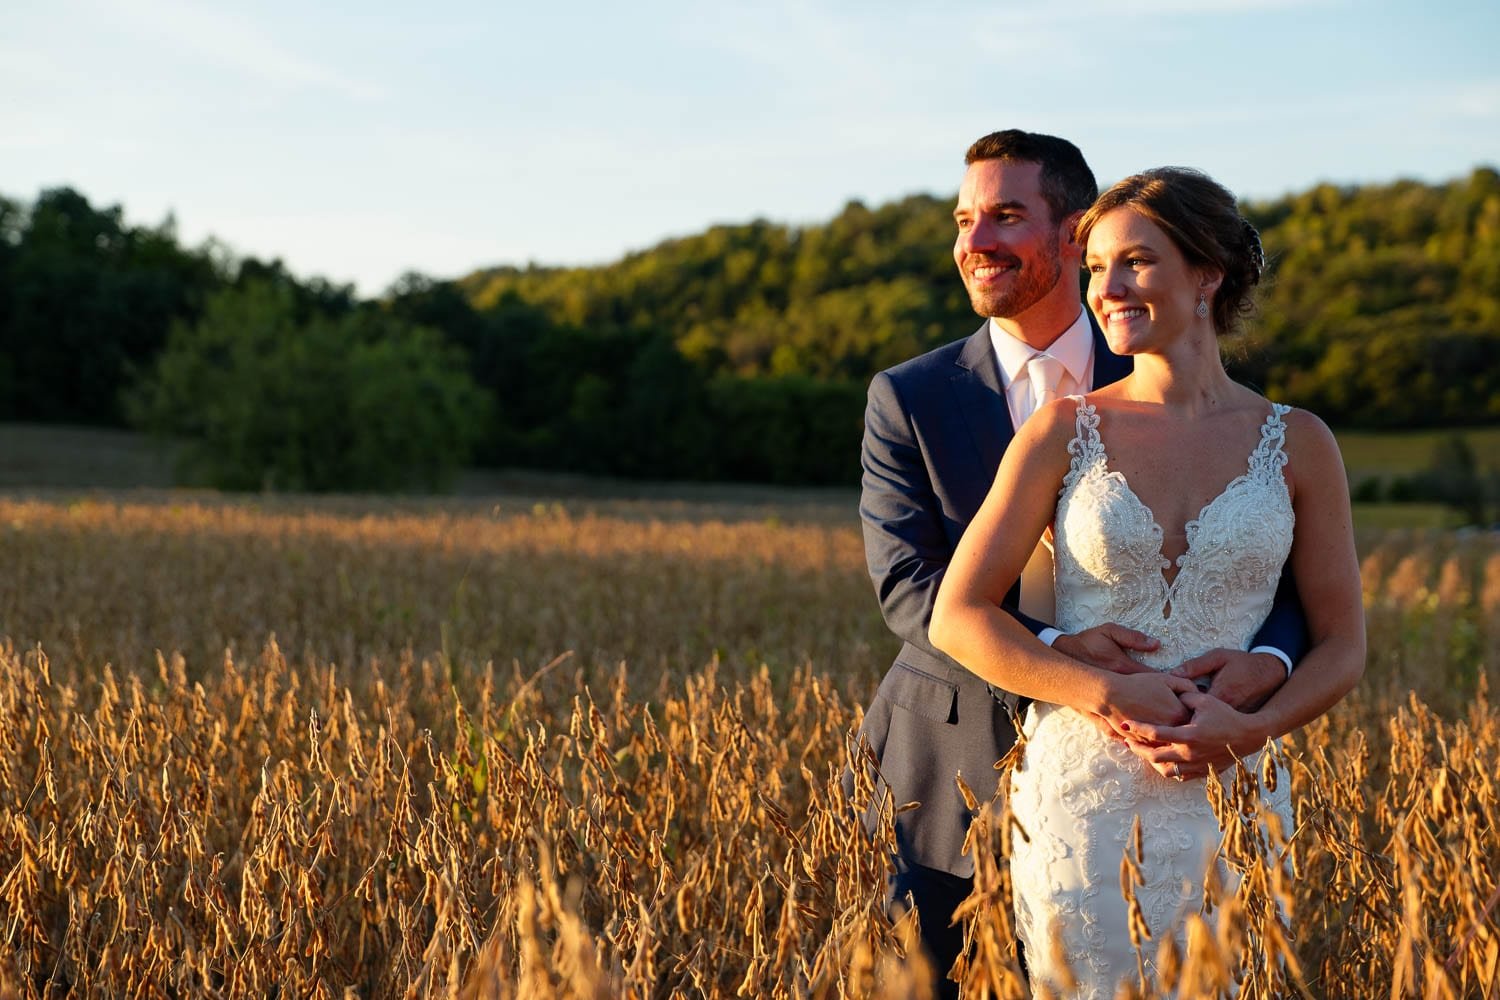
[{"left": 929, "top": 167, "right": 1365, "bottom": 997}]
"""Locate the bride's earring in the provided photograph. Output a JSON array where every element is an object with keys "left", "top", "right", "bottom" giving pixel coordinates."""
[{"left": 1195, "top": 294, "right": 1209, "bottom": 319}]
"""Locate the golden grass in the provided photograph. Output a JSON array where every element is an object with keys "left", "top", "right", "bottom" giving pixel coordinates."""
[{"left": 0, "top": 495, "right": 1497, "bottom": 997}]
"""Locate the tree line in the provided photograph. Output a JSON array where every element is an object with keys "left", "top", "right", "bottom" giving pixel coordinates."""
[{"left": 1, "top": 169, "right": 1496, "bottom": 490}]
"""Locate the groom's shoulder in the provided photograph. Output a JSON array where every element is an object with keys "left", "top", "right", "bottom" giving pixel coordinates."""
[{"left": 878, "top": 329, "right": 981, "bottom": 386}]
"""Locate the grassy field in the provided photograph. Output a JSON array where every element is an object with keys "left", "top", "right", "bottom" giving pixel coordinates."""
[
  {"left": 3, "top": 421, "right": 1492, "bottom": 532},
  {"left": 0, "top": 484, "right": 1496, "bottom": 997},
  {"left": 1334, "top": 425, "right": 1500, "bottom": 483}
]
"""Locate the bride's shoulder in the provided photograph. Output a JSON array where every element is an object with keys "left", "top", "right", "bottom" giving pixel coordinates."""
[
  {"left": 1277, "top": 406, "right": 1346, "bottom": 484},
  {"left": 1277, "top": 405, "right": 1337, "bottom": 446},
  {"left": 1230, "top": 386, "right": 1323, "bottom": 441},
  {"left": 1081, "top": 381, "right": 1129, "bottom": 406},
  {"left": 1012, "top": 397, "right": 1096, "bottom": 470}
]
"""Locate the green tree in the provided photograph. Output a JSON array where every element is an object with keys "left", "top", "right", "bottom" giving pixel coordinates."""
[
  {"left": 127, "top": 280, "right": 489, "bottom": 492},
  {"left": 705, "top": 374, "right": 864, "bottom": 484},
  {"left": 1419, "top": 435, "right": 1488, "bottom": 526},
  {"left": 1, "top": 187, "right": 222, "bottom": 423}
]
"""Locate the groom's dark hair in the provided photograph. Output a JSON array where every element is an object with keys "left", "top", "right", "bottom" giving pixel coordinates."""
[{"left": 965, "top": 130, "right": 1098, "bottom": 227}]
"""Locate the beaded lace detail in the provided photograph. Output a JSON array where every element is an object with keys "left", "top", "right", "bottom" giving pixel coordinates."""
[
  {"left": 1053, "top": 400, "right": 1294, "bottom": 655},
  {"left": 1009, "top": 398, "right": 1295, "bottom": 999}
]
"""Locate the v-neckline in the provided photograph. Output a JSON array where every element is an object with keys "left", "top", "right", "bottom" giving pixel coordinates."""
[{"left": 1092, "top": 406, "right": 1281, "bottom": 597}]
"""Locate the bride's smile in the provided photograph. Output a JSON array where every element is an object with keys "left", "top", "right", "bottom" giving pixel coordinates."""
[{"left": 1085, "top": 206, "right": 1220, "bottom": 356}]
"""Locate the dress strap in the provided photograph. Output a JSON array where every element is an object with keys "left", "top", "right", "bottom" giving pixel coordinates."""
[
  {"left": 1247, "top": 402, "right": 1292, "bottom": 480},
  {"left": 1061, "top": 396, "right": 1103, "bottom": 490}
]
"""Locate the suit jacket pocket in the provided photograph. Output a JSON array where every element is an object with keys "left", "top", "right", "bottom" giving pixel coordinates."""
[{"left": 881, "top": 661, "right": 959, "bottom": 725}]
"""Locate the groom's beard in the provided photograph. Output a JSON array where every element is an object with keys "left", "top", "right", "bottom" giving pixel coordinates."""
[{"left": 962, "top": 241, "right": 1063, "bottom": 320}]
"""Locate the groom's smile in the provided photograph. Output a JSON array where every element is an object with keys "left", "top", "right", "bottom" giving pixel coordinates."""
[
  {"left": 952, "top": 158, "right": 1077, "bottom": 330},
  {"left": 966, "top": 256, "right": 1020, "bottom": 283}
]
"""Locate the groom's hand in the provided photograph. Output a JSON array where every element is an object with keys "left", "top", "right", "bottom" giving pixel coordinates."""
[
  {"left": 1170, "top": 649, "right": 1285, "bottom": 711},
  {"left": 1053, "top": 623, "right": 1160, "bottom": 675}
]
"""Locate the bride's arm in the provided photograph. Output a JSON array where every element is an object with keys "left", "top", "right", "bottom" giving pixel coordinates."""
[
  {"left": 1126, "top": 409, "right": 1365, "bottom": 776},
  {"left": 930, "top": 400, "right": 1194, "bottom": 726},
  {"left": 1242, "top": 410, "right": 1366, "bottom": 732}
]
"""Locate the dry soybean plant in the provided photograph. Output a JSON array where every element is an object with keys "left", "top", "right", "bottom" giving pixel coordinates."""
[
  {"left": 0, "top": 639, "right": 933, "bottom": 996},
  {"left": 0, "top": 496, "right": 1497, "bottom": 997}
]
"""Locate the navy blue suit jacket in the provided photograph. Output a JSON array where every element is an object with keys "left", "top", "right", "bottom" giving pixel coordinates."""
[{"left": 853, "top": 317, "right": 1307, "bottom": 877}]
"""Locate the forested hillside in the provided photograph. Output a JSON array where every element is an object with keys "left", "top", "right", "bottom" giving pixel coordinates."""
[
  {"left": 463, "top": 168, "right": 1500, "bottom": 453},
  {"left": 2, "top": 169, "right": 1496, "bottom": 488}
]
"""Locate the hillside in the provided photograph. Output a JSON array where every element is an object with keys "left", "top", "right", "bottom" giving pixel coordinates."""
[
  {"left": 3, "top": 169, "right": 1497, "bottom": 489},
  {"left": 461, "top": 168, "right": 1500, "bottom": 436}
]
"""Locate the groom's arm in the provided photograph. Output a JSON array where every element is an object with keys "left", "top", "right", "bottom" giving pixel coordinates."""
[
  {"left": 860, "top": 370, "right": 1050, "bottom": 654},
  {"left": 1250, "top": 571, "right": 1311, "bottom": 664},
  {"left": 860, "top": 371, "right": 976, "bottom": 651},
  {"left": 861, "top": 369, "right": 1158, "bottom": 676}
]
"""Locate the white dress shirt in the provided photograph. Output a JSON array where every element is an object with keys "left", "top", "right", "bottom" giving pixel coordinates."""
[
  {"left": 989, "top": 310, "right": 1095, "bottom": 432},
  {"left": 988, "top": 311, "right": 1093, "bottom": 641}
]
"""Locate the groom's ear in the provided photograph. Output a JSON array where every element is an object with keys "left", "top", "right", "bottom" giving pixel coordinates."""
[{"left": 1059, "top": 210, "right": 1086, "bottom": 256}]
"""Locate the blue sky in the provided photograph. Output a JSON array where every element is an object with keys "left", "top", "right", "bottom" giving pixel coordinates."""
[{"left": 7, "top": 0, "right": 1498, "bottom": 296}]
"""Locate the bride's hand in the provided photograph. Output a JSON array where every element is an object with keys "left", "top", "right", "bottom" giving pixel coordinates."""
[
  {"left": 1085, "top": 711, "right": 1132, "bottom": 744},
  {"left": 1099, "top": 670, "right": 1195, "bottom": 731},
  {"left": 1119, "top": 690, "right": 1271, "bottom": 779}
]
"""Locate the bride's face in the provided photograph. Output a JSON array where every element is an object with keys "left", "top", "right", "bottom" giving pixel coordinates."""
[{"left": 1084, "top": 207, "right": 1217, "bottom": 355}]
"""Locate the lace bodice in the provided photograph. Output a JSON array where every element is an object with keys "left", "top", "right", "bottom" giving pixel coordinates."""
[
  {"left": 1053, "top": 399, "right": 1294, "bottom": 667},
  {"left": 1009, "top": 398, "right": 1295, "bottom": 999}
]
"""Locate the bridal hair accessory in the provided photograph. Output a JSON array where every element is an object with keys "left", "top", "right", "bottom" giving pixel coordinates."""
[
  {"left": 1243, "top": 218, "right": 1265, "bottom": 282},
  {"left": 1195, "top": 294, "right": 1209, "bottom": 319}
]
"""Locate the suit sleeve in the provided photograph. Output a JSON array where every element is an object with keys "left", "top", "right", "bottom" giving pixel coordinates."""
[
  {"left": 859, "top": 370, "right": 1049, "bottom": 656},
  {"left": 1250, "top": 570, "right": 1310, "bottom": 666}
]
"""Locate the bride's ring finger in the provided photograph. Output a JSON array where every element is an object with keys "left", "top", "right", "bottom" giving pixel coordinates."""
[{"left": 1172, "top": 763, "right": 1184, "bottom": 782}]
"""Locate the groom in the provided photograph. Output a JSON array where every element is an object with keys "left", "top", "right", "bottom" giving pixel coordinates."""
[{"left": 852, "top": 130, "right": 1305, "bottom": 994}]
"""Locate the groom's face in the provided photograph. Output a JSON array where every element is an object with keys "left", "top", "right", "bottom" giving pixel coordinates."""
[{"left": 953, "top": 158, "right": 1066, "bottom": 320}]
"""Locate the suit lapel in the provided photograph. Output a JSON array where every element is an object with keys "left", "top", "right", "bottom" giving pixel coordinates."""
[{"left": 951, "top": 323, "right": 1012, "bottom": 477}]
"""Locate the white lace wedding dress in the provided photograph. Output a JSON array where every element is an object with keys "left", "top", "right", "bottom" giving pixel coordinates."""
[{"left": 1009, "top": 399, "right": 1295, "bottom": 999}]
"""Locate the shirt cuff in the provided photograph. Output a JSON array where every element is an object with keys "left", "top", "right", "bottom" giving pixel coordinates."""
[
  {"left": 1038, "top": 627, "right": 1063, "bottom": 647},
  {"left": 1250, "top": 645, "right": 1294, "bottom": 678}
]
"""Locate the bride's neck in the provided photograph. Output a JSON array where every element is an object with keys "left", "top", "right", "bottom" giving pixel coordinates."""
[{"left": 1122, "top": 341, "right": 1235, "bottom": 415}]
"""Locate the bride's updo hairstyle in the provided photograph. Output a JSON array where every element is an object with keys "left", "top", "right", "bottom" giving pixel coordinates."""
[{"left": 1075, "top": 167, "right": 1265, "bottom": 335}]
